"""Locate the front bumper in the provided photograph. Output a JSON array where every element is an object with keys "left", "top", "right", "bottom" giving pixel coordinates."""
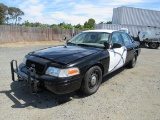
[{"left": 10, "top": 60, "right": 83, "bottom": 94}]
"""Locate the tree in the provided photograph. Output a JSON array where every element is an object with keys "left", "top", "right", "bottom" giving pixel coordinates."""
[
  {"left": 88, "top": 18, "right": 95, "bottom": 29},
  {"left": 99, "top": 21, "right": 104, "bottom": 24},
  {"left": 0, "top": 4, "right": 24, "bottom": 25},
  {"left": 84, "top": 21, "right": 89, "bottom": 28},
  {"left": 99, "top": 21, "right": 112, "bottom": 24},
  {"left": 8, "top": 7, "right": 24, "bottom": 25},
  {"left": 84, "top": 18, "right": 95, "bottom": 29},
  {"left": 58, "top": 22, "right": 73, "bottom": 29},
  {"left": 0, "top": 3, "right": 8, "bottom": 24},
  {"left": 24, "top": 20, "right": 30, "bottom": 26},
  {"left": 5, "top": 16, "right": 10, "bottom": 24},
  {"left": 106, "top": 21, "right": 112, "bottom": 24},
  {"left": 74, "top": 23, "right": 83, "bottom": 29}
]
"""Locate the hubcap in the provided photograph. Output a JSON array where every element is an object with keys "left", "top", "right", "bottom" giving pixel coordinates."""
[
  {"left": 91, "top": 74, "right": 97, "bottom": 86},
  {"left": 133, "top": 57, "right": 135, "bottom": 63},
  {"left": 132, "top": 55, "right": 136, "bottom": 66},
  {"left": 151, "top": 43, "right": 156, "bottom": 48}
]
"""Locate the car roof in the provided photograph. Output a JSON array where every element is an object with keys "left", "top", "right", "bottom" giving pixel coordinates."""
[{"left": 82, "top": 29, "right": 117, "bottom": 33}]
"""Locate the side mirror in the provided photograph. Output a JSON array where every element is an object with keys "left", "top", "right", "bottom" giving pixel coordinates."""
[
  {"left": 62, "top": 35, "right": 67, "bottom": 40},
  {"left": 104, "top": 42, "right": 110, "bottom": 49},
  {"left": 111, "top": 43, "right": 122, "bottom": 49}
]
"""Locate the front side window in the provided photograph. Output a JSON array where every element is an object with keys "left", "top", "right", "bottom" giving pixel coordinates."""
[
  {"left": 68, "top": 32, "right": 110, "bottom": 47},
  {"left": 111, "top": 33, "right": 123, "bottom": 45},
  {"left": 121, "top": 33, "right": 132, "bottom": 45}
]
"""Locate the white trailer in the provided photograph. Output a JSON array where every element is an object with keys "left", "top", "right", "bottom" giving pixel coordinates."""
[{"left": 139, "top": 31, "right": 160, "bottom": 49}]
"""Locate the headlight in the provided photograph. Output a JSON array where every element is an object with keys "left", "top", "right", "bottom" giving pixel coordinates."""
[
  {"left": 45, "top": 67, "right": 79, "bottom": 77},
  {"left": 23, "top": 57, "right": 27, "bottom": 65},
  {"left": 45, "top": 67, "right": 60, "bottom": 77}
]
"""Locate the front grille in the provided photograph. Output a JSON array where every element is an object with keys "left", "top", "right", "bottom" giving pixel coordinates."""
[{"left": 26, "top": 60, "right": 46, "bottom": 74}]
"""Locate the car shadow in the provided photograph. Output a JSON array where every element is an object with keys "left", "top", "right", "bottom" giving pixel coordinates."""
[
  {"left": 102, "top": 66, "right": 126, "bottom": 84},
  {"left": 0, "top": 80, "right": 79, "bottom": 109},
  {"left": 0, "top": 66, "right": 129, "bottom": 109}
]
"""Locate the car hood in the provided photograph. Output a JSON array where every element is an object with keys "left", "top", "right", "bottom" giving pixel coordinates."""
[{"left": 29, "top": 45, "right": 102, "bottom": 64}]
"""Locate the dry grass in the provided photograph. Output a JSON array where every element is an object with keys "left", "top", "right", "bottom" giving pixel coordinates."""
[{"left": 0, "top": 40, "right": 65, "bottom": 47}]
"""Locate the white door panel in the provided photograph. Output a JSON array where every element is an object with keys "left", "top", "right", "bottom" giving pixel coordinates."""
[{"left": 108, "top": 46, "right": 127, "bottom": 72}]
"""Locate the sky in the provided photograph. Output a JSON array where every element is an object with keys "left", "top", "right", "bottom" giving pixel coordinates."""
[{"left": 1, "top": 0, "right": 160, "bottom": 25}]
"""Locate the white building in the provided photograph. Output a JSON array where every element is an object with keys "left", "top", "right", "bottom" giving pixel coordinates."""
[{"left": 95, "top": 6, "right": 160, "bottom": 37}]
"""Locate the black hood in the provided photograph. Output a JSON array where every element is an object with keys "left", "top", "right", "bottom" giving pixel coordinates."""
[{"left": 29, "top": 45, "right": 102, "bottom": 64}]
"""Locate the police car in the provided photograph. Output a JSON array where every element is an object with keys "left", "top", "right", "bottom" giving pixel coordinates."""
[{"left": 11, "top": 30, "right": 141, "bottom": 95}]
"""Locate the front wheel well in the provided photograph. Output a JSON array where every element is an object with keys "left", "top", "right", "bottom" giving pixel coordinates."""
[
  {"left": 86, "top": 63, "right": 104, "bottom": 76},
  {"left": 135, "top": 49, "right": 139, "bottom": 56},
  {"left": 136, "top": 50, "right": 138, "bottom": 56}
]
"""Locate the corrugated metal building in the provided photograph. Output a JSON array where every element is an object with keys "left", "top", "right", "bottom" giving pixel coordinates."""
[
  {"left": 95, "top": 6, "right": 160, "bottom": 37},
  {"left": 112, "top": 6, "right": 160, "bottom": 27}
]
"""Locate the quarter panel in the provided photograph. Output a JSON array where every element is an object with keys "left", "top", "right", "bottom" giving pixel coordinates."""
[{"left": 125, "top": 44, "right": 135, "bottom": 63}]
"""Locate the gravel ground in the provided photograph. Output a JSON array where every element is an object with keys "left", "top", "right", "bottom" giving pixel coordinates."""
[{"left": 0, "top": 45, "right": 160, "bottom": 120}]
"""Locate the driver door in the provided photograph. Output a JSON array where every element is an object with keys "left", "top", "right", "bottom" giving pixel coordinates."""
[{"left": 108, "top": 33, "right": 127, "bottom": 72}]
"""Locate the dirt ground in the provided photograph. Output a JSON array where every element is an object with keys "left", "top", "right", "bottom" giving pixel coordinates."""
[
  {"left": 0, "top": 40, "right": 65, "bottom": 47},
  {"left": 0, "top": 41, "right": 160, "bottom": 120}
]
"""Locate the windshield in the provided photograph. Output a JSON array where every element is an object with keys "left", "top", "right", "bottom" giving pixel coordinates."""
[{"left": 67, "top": 32, "right": 110, "bottom": 47}]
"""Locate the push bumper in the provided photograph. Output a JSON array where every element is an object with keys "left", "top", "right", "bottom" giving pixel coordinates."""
[{"left": 10, "top": 60, "right": 83, "bottom": 94}]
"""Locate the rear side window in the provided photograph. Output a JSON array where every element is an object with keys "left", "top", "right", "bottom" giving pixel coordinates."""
[{"left": 121, "top": 33, "right": 132, "bottom": 45}]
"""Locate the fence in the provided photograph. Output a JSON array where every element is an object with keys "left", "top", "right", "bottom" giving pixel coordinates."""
[{"left": 0, "top": 25, "right": 82, "bottom": 44}]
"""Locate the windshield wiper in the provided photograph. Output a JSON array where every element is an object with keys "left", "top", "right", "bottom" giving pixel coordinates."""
[
  {"left": 76, "top": 43, "right": 94, "bottom": 47},
  {"left": 67, "top": 42, "right": 77, "bottom": 45},
  {"left": 67, "top": 42, "right": 96, "bottom": 47},
  {"left": 67, "top": 42, "right": 90, "bottom": 47}
]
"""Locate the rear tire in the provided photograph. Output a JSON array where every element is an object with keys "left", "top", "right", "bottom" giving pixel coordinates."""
[
  {"left": 80, "top": 66, "right": 102, "bottom": 95},
  {"left": 148, "top": 42, "right": 159, "bottom": 49},
  {"left": 128, "top": 52, "right": 137, "bottom": 68}
]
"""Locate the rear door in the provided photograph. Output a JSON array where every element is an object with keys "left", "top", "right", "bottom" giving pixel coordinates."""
[
  {"left": 108, "top": 32, "right": 127, "bottom": 72},
  {"left": 121, "top": 33, "right": 134, "bottom": 63}
]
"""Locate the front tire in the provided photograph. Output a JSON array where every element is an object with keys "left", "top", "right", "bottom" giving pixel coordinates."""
[
  {"left": 148, "top": 42, "right": 159, "bottom": 49},
  {"left": 80, "top": 66, "right": 102, "bottom": 95}
]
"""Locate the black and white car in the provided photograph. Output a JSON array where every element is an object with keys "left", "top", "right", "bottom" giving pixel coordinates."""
[{"left": 11, "top": 30, "right": 141, "bottom": 95}]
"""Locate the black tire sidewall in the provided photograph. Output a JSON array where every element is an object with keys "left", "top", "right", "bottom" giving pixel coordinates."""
[
  {"left": 132, "top": 52, "right": 137, "bottom": 67},
  {"left": 149, "top": 42, "right": 159, "bottom": 49},
  {"left": 128, "top": 52, "right": 137, "bottom": 68},
  {"left": 83, "top": 66, "right": 102, "bottom": 95}
]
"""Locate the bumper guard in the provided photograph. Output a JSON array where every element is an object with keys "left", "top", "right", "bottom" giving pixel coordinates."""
[{"left": 10, "top": 60, "right": 38, "bottom": 94}]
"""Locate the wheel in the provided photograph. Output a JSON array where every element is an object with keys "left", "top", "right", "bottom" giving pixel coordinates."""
[
  {"left": 148, "top": 42, "right": 159, "bottom": 49},
  {"left": 128, "top": 52, "right": 137, "bottom": 68},
  {"left": 80, "top": 66, "right": 102, "bottom": 95}
]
